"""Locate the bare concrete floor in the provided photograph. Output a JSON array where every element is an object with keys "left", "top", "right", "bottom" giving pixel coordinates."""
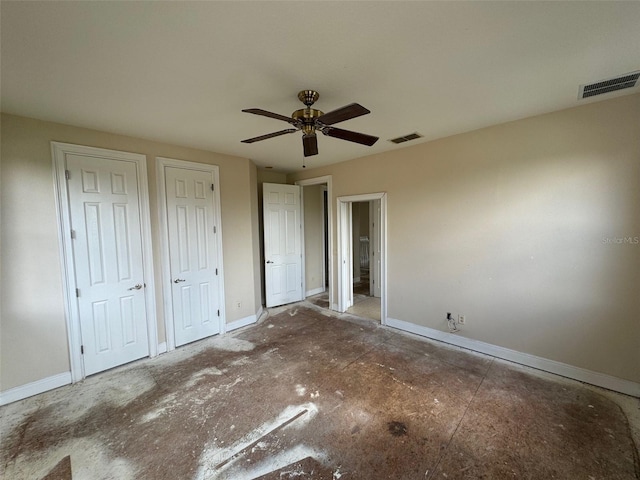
[{"left": 2, "top": 303, "right": 639, "bottom": 479}]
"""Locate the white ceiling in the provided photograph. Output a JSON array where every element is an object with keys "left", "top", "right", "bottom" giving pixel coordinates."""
[{"left": 2, "top": 1, "right": 639, "bottom": 173}]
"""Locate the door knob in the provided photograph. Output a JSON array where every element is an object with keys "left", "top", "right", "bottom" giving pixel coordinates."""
[
  {"left": 173, "top": 278, "right": 186, "bottom": 283},
  {"left": 266, "top": 260, "right": 274, "bottom": 264},
  {"left": 128, "top": 284, "right": 143, "bottom": 291}
]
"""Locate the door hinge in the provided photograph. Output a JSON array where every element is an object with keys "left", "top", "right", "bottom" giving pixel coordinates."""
[
  {"left": 70, "top": 229, "right": 76, "bottom": 239},
  {"left": 76, "top": 288, "right": 80, "bottom": 297},
  {"left": 81, "top": 345, "right": 84, "bottom": 355},
  {"left": 213, "top": 226, "right": 217, "bottom": 234},
  {"left": 217, "top": 309, "right": 220, "bottom": 317},
  {"left": 211, "top": 184, "right": 214, "bottom": 191},
  {"left": 215, "top": 268, "right": 218, "bottom": 275},
  {"left": 65, "top": 170, "right": 70, "bottom": 180}
]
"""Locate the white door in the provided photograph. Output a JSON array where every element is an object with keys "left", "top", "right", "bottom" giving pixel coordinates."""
[
  {"left": 165, "top": 166, "right": 221, "bottom": 347},
  {"left": 263, "top": 183, "right": 303, "bottom": 308},
  {"left": 371, "top": 199, "right": 382, "bottom": 298},
  {"left": 67, "top": 154, "right": 149, "bottom": 375}
]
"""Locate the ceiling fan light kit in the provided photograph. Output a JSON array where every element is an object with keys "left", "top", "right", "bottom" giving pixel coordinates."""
[{"left": 242, "top": 90, "right": 379, "bottom": 158}]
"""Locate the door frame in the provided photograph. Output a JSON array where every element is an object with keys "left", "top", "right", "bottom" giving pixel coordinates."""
[
  {"left": 156, "top": 157, "right": 226, "bottom": 351},
  {"left": 321, "top": 185, "right": 328, "bottom": 293},
  {"left": 370, "top": 199, "right": 382, "bottom": 298},
  {"left": 295, "top": 175, "right": 334, "bottom": 310},
  {"left": 51, "top": 142, "right": 158, "bottom": 382},
  {"left": 337, "top": 192, "right": 387, "bottom": 324},
  {"left": 263, "top": 182, "right": 304, "bottom": 308}
]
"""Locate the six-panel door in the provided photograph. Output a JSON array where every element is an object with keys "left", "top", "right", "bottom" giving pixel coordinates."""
[
  {"left": 165, "top": 167, "right": 221, "bottom": 347},
  {"left": 67, "top": 154, "right": 150, "bottom": 375},
  {"left": 263, "top": 183, "right": 303, "bottom": 308}
]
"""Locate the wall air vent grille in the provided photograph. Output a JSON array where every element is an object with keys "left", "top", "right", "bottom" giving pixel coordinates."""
[
  {"left": 389, "top": 132, "right": 423, "bottom": 144},
  {"left": 579, "top": 71, "right": 640, "bottom": 99}
]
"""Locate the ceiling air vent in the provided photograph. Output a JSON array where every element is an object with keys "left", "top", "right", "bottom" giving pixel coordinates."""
[
  {"left": 579, "top": 71, "right": 640, "bottom": 99},
  {"left": 389, "top": 132, "right": 423, "bottom": 144}
]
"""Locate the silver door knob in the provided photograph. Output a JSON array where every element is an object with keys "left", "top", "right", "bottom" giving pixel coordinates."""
[
  {"left": 128, "top": 284, "right": 143, "bottom": 291},
  {"left": 173, "top": 278, "right": 186, "bottom": 283}
]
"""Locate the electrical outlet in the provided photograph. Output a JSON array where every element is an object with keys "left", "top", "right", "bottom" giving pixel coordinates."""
[
  {"left": 236, "top": 301, "right": 242, "bottom": 309},
  {"left": 458, "top": 315, "right": 466, "bottom": 325}
]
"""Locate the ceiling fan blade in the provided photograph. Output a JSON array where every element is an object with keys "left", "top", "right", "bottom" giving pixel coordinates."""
[
  {"left": 241, "top": 128, "right": 297, "bottom": 143},
  {"left": 316, "top": 103, "right": 370, "bottom": 125},
  {"left": 322, "top": 127, "right": 379, "bottom": 146},
  {"left": 303, "top": 133, "right": 318, "bottom": 157},
  {"left": 242, "top": 108, "right": 295, "bottom": 124}
]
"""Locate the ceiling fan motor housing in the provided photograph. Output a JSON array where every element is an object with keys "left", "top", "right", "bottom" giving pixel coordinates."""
[{"left": 292, "top": 107, "right": 324, "bottom": 134}]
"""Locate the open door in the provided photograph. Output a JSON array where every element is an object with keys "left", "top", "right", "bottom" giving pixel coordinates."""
[
  {"left": 370, "top": 199, "right": 382, "bottom": 298},
  {"left": 263, "top": 183, "right": 303, "bottom": 308}
]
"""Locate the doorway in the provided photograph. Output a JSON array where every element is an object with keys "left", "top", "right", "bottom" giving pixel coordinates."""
[
  {"left": 157, "top": 158, "right": 225, "bottom": 350},
  {"left": 262, "top": 183, "right": 304, "bottom": 308},
  {"left": 347, "top": 201, "right": 381, "bottom": 321},
  {"left": 337, "top": 193, "right": 387, "bottom": 324},
  {"left": 52, "top": 142, "right": 157, "bottom": 381},
  {"left": 296, "top": 176, "right": 334, "bottom": 310}
]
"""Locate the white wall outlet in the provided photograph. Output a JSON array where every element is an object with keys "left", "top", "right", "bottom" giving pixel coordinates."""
[
  {"left": 458, "top": 315, "right": 466, "bottom": 325},
  {"left": 236, "top": 301, "right": 242, "bottom": 309}
]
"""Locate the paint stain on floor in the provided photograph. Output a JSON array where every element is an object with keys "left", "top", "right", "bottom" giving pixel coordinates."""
[{"left": 1, "top": 305, "right": 638, "bottom": 479}]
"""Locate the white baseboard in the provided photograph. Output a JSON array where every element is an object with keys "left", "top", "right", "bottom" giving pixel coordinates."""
[
  {"left": 158, "top": 342, "right": 168, "bottom": 354},
  {"left": 226, "top": 312, "right": 258, "bottom": 332},
  {"left": 0, "top": 372, "right": 72, "bottom": 406},
  {"left": 305, "top": 287, "right": 325, "bottom": 297},
  {"left": 386, "top": 317, "right": 640, "bottom": 397}
]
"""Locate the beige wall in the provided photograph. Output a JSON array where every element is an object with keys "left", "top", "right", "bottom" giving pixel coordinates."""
[
  {"left": 0, "top": 113, "right": 261, "bottom": 392},
  {"left": 303, "top": 185, "right": 324, "bottom": 293},
  {"left": 289, "top": 94, "right": 640, "bottom": 383},
  {"left": 257, "top": 170, "right": 288, "bottom": 185}
]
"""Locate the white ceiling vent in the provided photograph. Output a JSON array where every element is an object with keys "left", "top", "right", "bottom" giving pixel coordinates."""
[
  {"left": 578, "top": 71, "right": 640, "bottom": 99},
  {"left": 389, "top": 132, "right": 423, "bottom": 144}
]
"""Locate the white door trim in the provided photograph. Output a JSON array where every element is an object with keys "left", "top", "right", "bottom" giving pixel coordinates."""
[
  {"left": 321, "top": 185, "right": 328, "bottom": 294},
  {"left": 156, "top": 157, "right": 226, "bottom": 351},
  {"left": 51, "top": 142, "right": 158, "bottom": 383},
  {"left": 337, "top": 193, "right": 387, "bottom": 324},
  {"left": 295, "top": 176, "right": 334, "bottom": 309},
  {"left": 337, "top": 200, "right": 354, "bottom": 311}
]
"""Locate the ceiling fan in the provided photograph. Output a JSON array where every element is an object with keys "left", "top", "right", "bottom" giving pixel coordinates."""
[{"left": 241, "top": 90, "right": 379, "bottom": 157}]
